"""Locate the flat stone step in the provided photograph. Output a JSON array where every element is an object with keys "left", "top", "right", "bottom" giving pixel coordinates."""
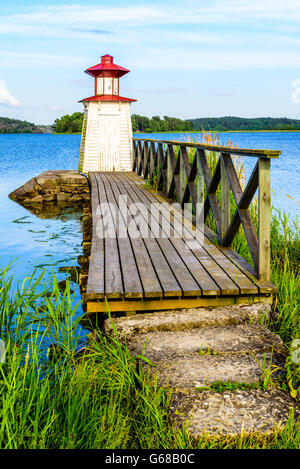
[
  {"left": 126, "top": 324, "right": 285, "bottom": 361},
  {"left": 104, "top": 304, "right": 271, "bottom": 337},
  {"left": 148, "top": 353, "right": 285, "bottom": 388},
  {"left": 170, "top": 389, "right": 298, "bottom": 436},
  {"left": 104, "top": 304, "right": 297, "bottom": 437}
]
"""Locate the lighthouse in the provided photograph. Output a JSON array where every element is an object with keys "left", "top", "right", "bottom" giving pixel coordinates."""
[{"left": 78, "top": 54, "right": 136, "bottom": 173}]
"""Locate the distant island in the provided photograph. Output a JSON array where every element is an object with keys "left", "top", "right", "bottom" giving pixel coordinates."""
[
  {"left": 187, "top": 116, "right": 300, "bottom": 132},
  {"left": 1, "top": 113, "right": 300, "bottom": 134},
  {"left": 0, "top": 117, "right": 52, "bottom": 134}
]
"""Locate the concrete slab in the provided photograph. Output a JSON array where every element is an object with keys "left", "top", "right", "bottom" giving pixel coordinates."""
[{"left": 171, "top": 389, "right": 298, "bottom": 436}]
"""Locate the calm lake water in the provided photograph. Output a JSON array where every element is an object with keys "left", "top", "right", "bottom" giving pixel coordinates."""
[{"left": 0, "top": 131, "right": 299, "bottom": 296}]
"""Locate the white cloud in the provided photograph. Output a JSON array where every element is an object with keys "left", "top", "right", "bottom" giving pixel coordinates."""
[
  {"left": 0, "top": 2, "right": 300, "bottom": 74},
  {"left": 0, "top": 80, "right": 20, "bottom": 107},
  {"left": 49, "top": 105, "right": 63, "bottom": 111},
  {"left": 133, "top": 48, "right": 300, "bottom": 71},
  {"left": 1, "top": 1, "right": 300, "bottom": 38}
]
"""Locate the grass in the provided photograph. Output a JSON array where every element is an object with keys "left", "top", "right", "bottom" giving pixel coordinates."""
[
  {"left": 0, "top": 200, "right": 299, "bottom": 449},
  {"left": 0, "top": 261, "right": 299, "bottom": 449},
  {"left": 0, "top": 130, "right": 299, "bottom": 448}
]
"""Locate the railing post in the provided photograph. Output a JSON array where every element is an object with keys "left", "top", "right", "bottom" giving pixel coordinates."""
[
  {"left": 196, "top": 149, "right": 204, "bottom": 225},
  {"left": 137, "top": 141, "right": 142, "bottom": 175},
  {"left": 132, "top": 140, "right": 137, "bottom": 172},
  {"left": 149, "top": 142, "right": 155, "bottom": 179},
  {"left": 167, "top": 147, "right": 173, "bottom": 196},
  {"left": 143, "top": 142, "right": 149, "bottom": 179},
  {"left": 221, "top": 153, "right": 231, "bottom": 240},
  {"left": 179, "top": 148, "right": 186, "bottom": 205},
  {"left": 258, "top": 157, "right": 271, "bottom": 281}
]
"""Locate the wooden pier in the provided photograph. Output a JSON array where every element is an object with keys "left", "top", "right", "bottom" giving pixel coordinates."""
[{"left": 85, "top": 138, "right": 280, "bottom": 314}]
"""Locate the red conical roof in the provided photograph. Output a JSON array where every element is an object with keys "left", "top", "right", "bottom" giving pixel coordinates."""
[{"left": 85, "top": 54, "right": 130, "bottom": 78}]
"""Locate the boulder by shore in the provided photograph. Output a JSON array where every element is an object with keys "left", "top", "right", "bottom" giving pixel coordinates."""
[{"left": 9, "top": 170, "right": 91, "bottom": 215}]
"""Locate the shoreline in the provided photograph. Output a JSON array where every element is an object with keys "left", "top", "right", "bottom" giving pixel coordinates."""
[
  {"left": 135, "top": 129, "right": 300, "bottom": 134},
  {"left": 1, "top": 130, "right": 300, "bottom": 136}
]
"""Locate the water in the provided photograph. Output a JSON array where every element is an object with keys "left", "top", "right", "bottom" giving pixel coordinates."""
[
  {"left": 0, "top": 131, "right": 299, "bottom": 292},
  {"left": 137, "top": 131, "right": 300, "bottom": 220},
  {"left": 0, "top": 134, "right": 83, "bottom": 311}
]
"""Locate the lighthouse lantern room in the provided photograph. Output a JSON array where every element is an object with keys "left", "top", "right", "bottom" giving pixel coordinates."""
[{"left": 78, "top": 54, "right": 136, "bottom": 173}]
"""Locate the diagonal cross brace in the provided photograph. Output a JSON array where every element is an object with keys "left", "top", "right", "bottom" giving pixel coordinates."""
[{"left": 221, "top": 154, "right": 259, "bottom": 274}]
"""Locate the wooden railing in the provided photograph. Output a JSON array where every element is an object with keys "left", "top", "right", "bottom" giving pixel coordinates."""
[{"left": 132, "top": 137, "right": 281, "bottom": 281}]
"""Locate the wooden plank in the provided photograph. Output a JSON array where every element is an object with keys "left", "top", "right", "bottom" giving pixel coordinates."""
[
  {"left": 258, "top": 158, "right": 271, "bottom": 281},
  {"left": 129, "top": 173, "right": 258, "bottom": 295},
  {"left": 218, "top": 245, "right": 275, "bottom": 294},
  {"left": 118, "top": 173, "right": 223, "bottom": 296},
  {"left": 93, "top": 173, "right": 124, "bottom": 299},
  {"left": 143, "top": 203, "right": 239, "bottom": 295},
  {"left": 99, "top": 173, "right": 144, "bottom": 299},
  {"left": 115, "top": 173, "right": 208, "bottom": 296},
  {"left": 109, "top": 175, "right": 182, "bottom": 297},
  {"left": 86, "top": 294, "right": 273, "bottom": 314},
  {"left": 104, "top": 173, "right": 163, "bottom": 298},
  {"left": 203, "top": 225, "right": 275, "bottom": 294},
  {"left": 141, "top": 186, "right": 251, "bottom": 295},
  {"left": 86, "top": 172, "right": 105, "bottom": 298}
]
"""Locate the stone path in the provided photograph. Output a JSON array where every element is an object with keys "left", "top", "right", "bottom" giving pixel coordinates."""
[{"left": 104, "top": 304, "right": 299, "bottom": 437}]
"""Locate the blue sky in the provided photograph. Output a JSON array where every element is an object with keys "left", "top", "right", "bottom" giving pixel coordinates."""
[{"left": 1, "top": 0, "right": 300, "bottom": 124}]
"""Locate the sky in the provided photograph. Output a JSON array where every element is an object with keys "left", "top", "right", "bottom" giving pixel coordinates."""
[{"left": 0, "top": 0, "right": 300, "bottom": 125}]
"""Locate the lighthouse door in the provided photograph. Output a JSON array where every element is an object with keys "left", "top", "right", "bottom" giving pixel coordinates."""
[{"left": 98, "top": 115, "right": 121, "bottom": 171}]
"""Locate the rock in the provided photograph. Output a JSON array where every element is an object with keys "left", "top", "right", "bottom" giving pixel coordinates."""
[
  {"left": 9, "top": 177, "right": 39, "bottom": 202},
  {"left": 102, "top": 303, "right": 297, "bottom": 437},
  {"left": 148, "top": 353, "right": 285, "bottom": 388},
  {"left": 170, "top": 389, "right": 299, "bottom": 436},
  {"left": 36, "top": 173, "right": 60, "bottom": 189},
  {"left": 42, "top": 193, "right": 56, "bottom": 202},
  {"left": 70, "top": 194, "right": 86, "bottom": 204},
  {"left": 59, "top": 266, "right": 80, "bottom": 283},
  {"left": 9, "top": 170, "right": 91, "bottom": 216},
  {"left": 58, "top": 279, "right": 74, "bottom": 293},
  {"left": 78, "top": 255, "right": 90, "bottom": 271},
  {"left": 126, "top": 324, "right": 285, "bottom": 360},
  {"left": 25, "top": 194, "right": 43, "bottom": 205},
  {"left": 104, "top": 304, "right": 271, "bottom": 338},
  {"left": 57, "top": 192, "right": 70, "bottom": 203}
]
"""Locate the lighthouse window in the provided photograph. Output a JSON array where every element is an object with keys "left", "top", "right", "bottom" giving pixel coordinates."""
[
  {"left": 96, "top": 77, "right": 103, "bottom": 95},
  {"left": 113, "top": 78, "right": 119, "bottom": 95},
  {"left": 104, "top": 77, "right": 113, "bottom": 94}
]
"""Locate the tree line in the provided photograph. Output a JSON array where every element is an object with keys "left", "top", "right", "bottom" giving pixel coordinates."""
[
  {"left": 187, "top": 116, "right": 300, "bottom": 131},
  {"left": 3, "top": 113, "right": 300, "bottom": 135},
  {"left": 132, "top": 115, "right": 193, "bottom": 132},
  {"left": 51, "top": 113, "right": 300, "bottom": 133}
]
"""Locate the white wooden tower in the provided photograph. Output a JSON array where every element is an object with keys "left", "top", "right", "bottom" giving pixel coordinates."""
[{"left": 78, "top": 54, "right": 136, "bottom": 173}]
